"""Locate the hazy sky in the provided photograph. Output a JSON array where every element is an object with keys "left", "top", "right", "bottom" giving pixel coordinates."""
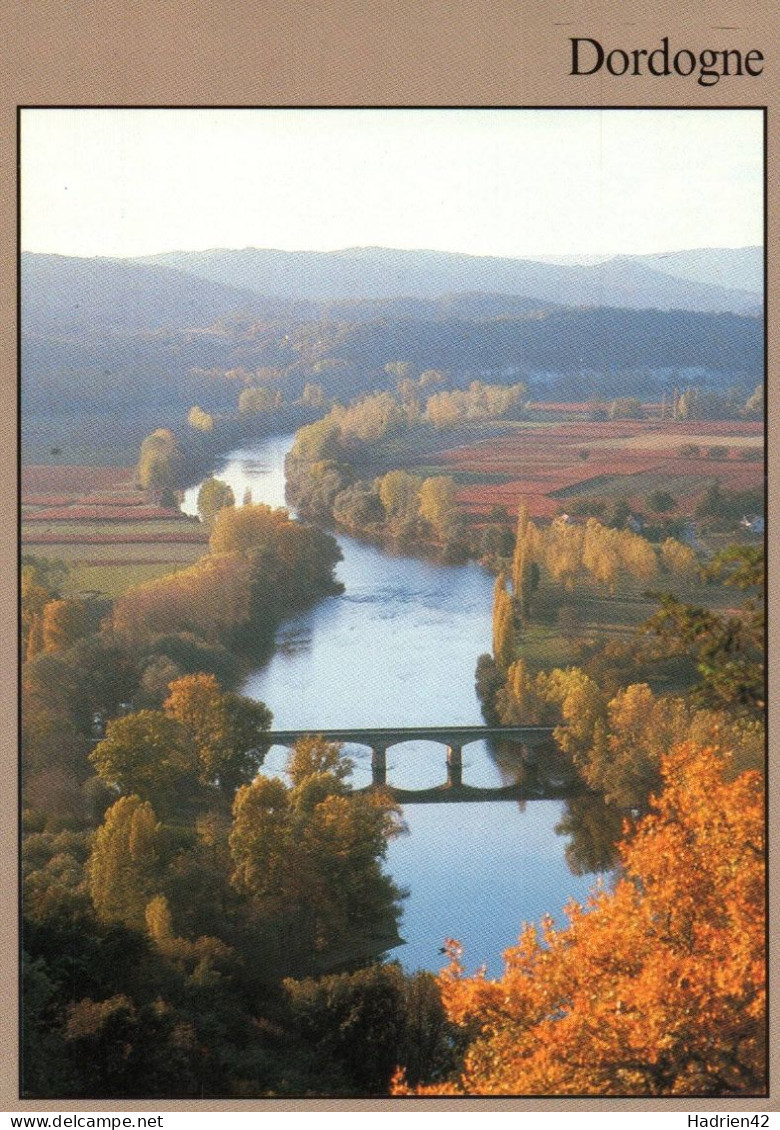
[{"left": 21, "top": 108, "right": 763, "bottom": 260}]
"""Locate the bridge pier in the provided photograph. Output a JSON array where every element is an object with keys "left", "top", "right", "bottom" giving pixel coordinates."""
[
  {"left": 446, "top": 744, "right": 463, "bottom": 788},
  {"left": 371, "top": 745, "right": 388, "bottom": 787}
]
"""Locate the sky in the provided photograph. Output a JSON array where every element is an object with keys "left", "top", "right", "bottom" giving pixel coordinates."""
[{"left": 20, "top": 108, "right": 763, "bottom": 260}]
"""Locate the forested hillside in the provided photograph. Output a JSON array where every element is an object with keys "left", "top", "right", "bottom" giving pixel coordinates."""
[{"left": 22, "top": 250, "right": 763, "bottom": 463}]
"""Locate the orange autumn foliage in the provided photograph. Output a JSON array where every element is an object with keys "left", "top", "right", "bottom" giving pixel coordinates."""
[{"left": 396, "top": 743, "right": 765, "bottom": 1097}]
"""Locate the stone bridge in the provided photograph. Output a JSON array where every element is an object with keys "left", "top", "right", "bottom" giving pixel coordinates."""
[{"left": 262, "top": 725, "right": 579, "bottom": 804}]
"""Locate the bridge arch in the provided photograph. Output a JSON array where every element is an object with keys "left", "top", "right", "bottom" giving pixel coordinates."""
[{"left": 260, "top": 725, "right": 561, "bottom": 798}]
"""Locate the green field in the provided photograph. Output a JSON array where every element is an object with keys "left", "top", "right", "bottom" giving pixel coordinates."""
[{"left": 62, "top": 560, "right": 194, "bottom": 599}]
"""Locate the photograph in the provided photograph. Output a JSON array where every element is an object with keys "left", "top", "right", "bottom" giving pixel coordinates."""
[{"left": 19, "top": 106, "right": 766, "bottom": 1100}]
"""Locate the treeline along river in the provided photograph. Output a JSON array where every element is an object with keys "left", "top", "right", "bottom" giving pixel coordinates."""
[{"left": 183, "top": 435, "right": 600, "bottom": 976}]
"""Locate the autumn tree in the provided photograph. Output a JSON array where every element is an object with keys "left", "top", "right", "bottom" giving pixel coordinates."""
[
  {"left": 136, "top": 428, "right": 182, "bottom": 492},
  {"left": 63, "top": 992, "right": 195, "bottom": 1098},
  {"left": 660, "top": 537, "right": 699, "bottom": 581},
  {"left": 377, "top": 470, "right": 422, "bottom": 523},
  {"left": 539, "top": 666, "right": 607, "bottom": 767},
  {"left": 742, "top": 384, "right": 763, "bottom": 419},
  {"left": 238, "top": 386, "right": 277, "bottom": 415},
  {"left": 22, "top": 564, "right": 58, "bottom": 660},
  {"left": 40, "top": 598, "right": 89, "bottom": 654},
  {"left": 581, "top": 684, "right": 691, "bottom": 810},
  {"left": 89, "top": 711, "right": 194, "bottom": 811},
  {"left": 544, "top": 519, "right": 584, "bottom": 591},
  {"left": 208, "top": 502, "right": 289, "bottom": 556},
  {"left": 289, "top": 413, "right": 343, "bottom": 463},
  {"left": 209, "top": 502, "right": 342, "bottom": 631},
  {"left": 284, "top": 964, "right": 408, "bottom": 1094},
  {"left": 112, "top": 553, "right": 254, "bottom": 647},
  {"left": 196, "top": 477, "right": 235, "bottom": 526},
  {"left": 398, "top": 743, "right": 765, "bottom": 1096},
  {"left": 188, "top": 405, "right": 214, "bottom": 432},
  {"left": 511, "top": 505, "right": 540, "bottom": 622},
  {"left": 494, "top": 659, "right": 547, "bottom": 726},
  {"left": 87, "top": 795, "right": 162, "bottom": 930},
  {"left": 338, "top": 392, "right": 406, "bottom": 445},
  {"left": 163, "top": 673, "right": 272, "bottom": 794},
  {"left": 229, "top": 738, "right": 405, "bottom": 970},
  {"left": 491, "top": 572, "right": 515, "bottom": 671},
  {"left": 608, "top": 396, "right": 644, "bottom": 420},
  {"left": 283, "top": 964, "right": 457, "bottom": 1095},
  {"left": 418, "top": 476, "right": 458, "bottom": 541}
]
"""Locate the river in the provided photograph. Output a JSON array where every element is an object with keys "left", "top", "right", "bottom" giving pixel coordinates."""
[{"left": 183, "top": 436, "right": 601, "bottom": 977}]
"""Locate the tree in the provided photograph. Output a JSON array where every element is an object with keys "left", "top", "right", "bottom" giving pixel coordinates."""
[
  {"left": 333, "top": 482, "right": 384, "bottom": 530},
  {"left": 163, "top": 674, "right": 272, "bottom": 794},
  {"left": 495, "top": 658, "right": 546, "bottom": 726},
  {"left": 112, "top": 553, "right": 254, "bottom": 647},
  {"left": 289, "top": 415, "right": 342, "bottom": 463},
  {"left": 22, "top": 561, "right": 62, "bottom": 658},
  {"left": 418, "top": 476, "right": 458, "bottom": 541},
  {"left": 40, "top": 598, "right": 89, "bottom": 654},
  {"left": 643, "top": 546, "right": 764, "bottom": 718},
  {"left": 398, "top": 743, "right": 765, "bottom": 1096},
  {"left": 238, "top": 386, "right": 276, "bottom": 415},
  {"left": 581, "top": 683, "right": 689, "bottom": 810},
  {"left": 188, "top": 405, "right": 214, "bottom": 432},
  {"left": 647, "top": 489, "right": 676, "bottom": 515},
  {"left": 229, "top": 738, "right": 404, "bottom": 970},
  {"left": 136, "top": 428, "right": 182, "bottom": 492},
  {"left": 474, "top": 654, "right": 503, "bottom": 722},
  {"left": 377, "top": 470, "right": 422, "bottom": 523},
  {"left": 63, "top": 993, "right": 195, "bottom": 1098},
  {"left": 284, "top": 964, "right": 408, "bottom": 1094},
  {"left": 491, "top": 573, "right": 515, "bottom": 671},
  {"left": 209, "top": 502, "right": 289, "bottom": 556},
  {"left": 742, "top": 384, "right": 763, "bottom": 419},
  {"left": 89, "top": 711, "right": 194, "bottom": 811},
  {"left": 660, "top": 537, "right": 699, "bottom": 581},
  {"left": 539, "top": 666, "right": 607, "bottom": 766},
  {"left": 608, "top": 397, "right": 643, "bottom": 420},
  {"left": 196, "top": 477, "right": 235, "bottom": 525},
  {"left": 87, "top": 795, "right": 161, "bottom": 929}
]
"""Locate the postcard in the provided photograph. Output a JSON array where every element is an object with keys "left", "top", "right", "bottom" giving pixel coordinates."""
[{"left": 3, "top": 0, "right": 777, "bottom": 1119}]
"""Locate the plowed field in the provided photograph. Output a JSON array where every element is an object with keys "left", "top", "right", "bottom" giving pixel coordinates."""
[
  {"left": 21, "top": 463, "right": 209, "bottom": 596},
  {"left": 427, "top": 415, "right": 764, "bottom": 521}
]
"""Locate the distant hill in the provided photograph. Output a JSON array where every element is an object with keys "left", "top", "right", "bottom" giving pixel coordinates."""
[
  {"left": 137, "top": 245, "right": 762, "bottom": 314},
  {"left": 21, "top": 248, "right": 763, "bottom": 464},
  {"left": 21, "top": 253, "right": 266, "bottom": 335},
  {"left": 21, "top": 253, "right": 562, "bottom": 338},
  {"left": 634, "top": 247, "right": 763, "bottom": 295},
  {"left": 511, "top": 246, "right": 763, "bottom": 297}
]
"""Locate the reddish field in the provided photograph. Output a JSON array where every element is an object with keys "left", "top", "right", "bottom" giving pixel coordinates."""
[
  {"left": 21, "top": 465, "right": 135, "bottom": 493},
  {"left": 21, "top": 463, "right": 208, "bottom": 596},
  {"left": 25, "top": 505, "right": 189, "bottom": 522},
  {"left": 21, "top": 531, "right": 208, "bottom": 545},
  {"left": 432, "top": 416, "right": 764, "bottom": 521}
]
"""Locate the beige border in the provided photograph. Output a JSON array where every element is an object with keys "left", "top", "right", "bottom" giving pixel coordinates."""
[{"left": 2, "top": 0, "right": 777, "bottom": 1115}]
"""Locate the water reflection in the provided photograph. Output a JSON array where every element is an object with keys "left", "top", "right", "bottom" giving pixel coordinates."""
[{"left": 555, "top": 795, "right": 623, "bottom": 877}]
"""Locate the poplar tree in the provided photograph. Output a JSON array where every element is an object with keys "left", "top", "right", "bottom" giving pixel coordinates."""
[
  {"left": 492, "top": 572, "right": 515, "bottom": 671},
  {"left": 87, "top": 795, "right": 161, "bottom": 930}
]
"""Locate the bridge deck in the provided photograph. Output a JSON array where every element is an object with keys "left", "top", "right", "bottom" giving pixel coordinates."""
[
  {"left": 259, "top": 726, "right": 569, "bottom": 802},
  {"left": 264, "top": 725, "right": 555, "bottom": 748}
]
